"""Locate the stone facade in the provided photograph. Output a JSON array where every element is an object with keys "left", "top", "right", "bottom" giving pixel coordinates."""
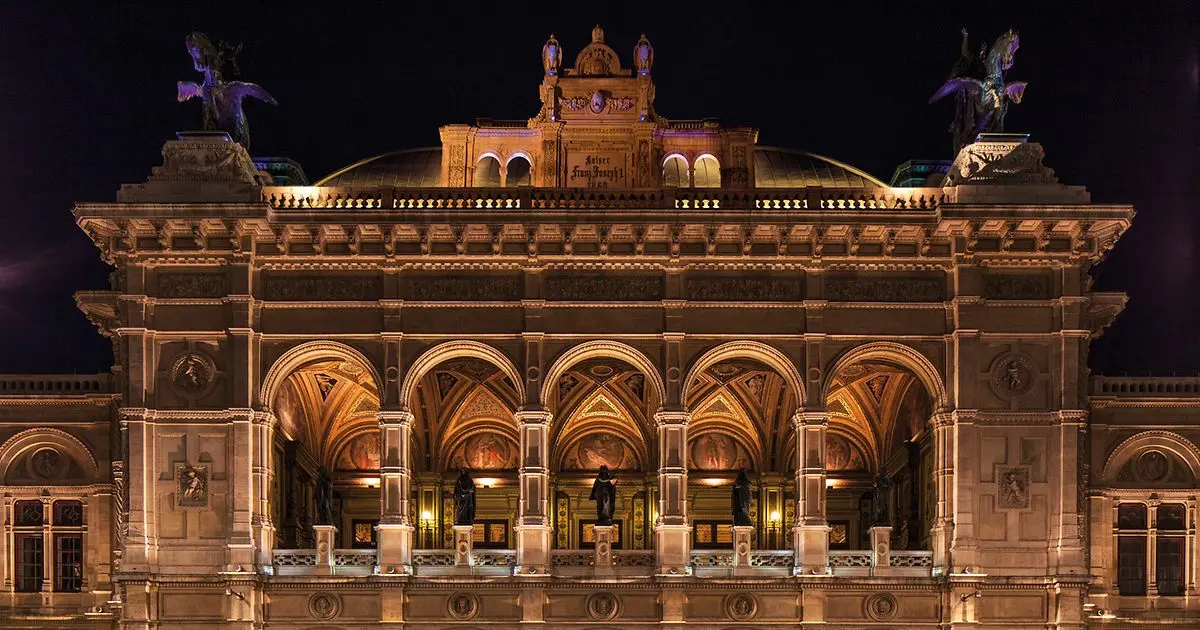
[{"left": 0, "top": 26, "right": 1192, "bottom": 629}]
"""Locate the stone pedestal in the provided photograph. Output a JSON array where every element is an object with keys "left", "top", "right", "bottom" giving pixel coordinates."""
[
  {"left": 732, "top": 525, "right": 754, "bottom": 568},
  {"left": 453, "top": 525, "right": 474, "bottom": 567},
  {"left": 870, "top": 526, "right": 892, "bottom": 571},
  {"left": 313, "top": 525, "right": 337, "bottom": 575},
  {"left": 376, "top": 522, "right": 413, "bottom": 574},
  {"left": 793, "top": 524, "right": 831, "bottom": 575},
  {"left": 593, "top": 525, "right": 614, "bottom": 574},
  {"left": 514, "top": 524, "right": 553, "bottom": 575},
  {"left": 655, "top": 524, "right": 692, "bottom": 576}
]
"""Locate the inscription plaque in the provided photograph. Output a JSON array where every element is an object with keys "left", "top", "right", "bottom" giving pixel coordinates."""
[{"left": 566, "top": 150, "right": 628, "bottom": 188}]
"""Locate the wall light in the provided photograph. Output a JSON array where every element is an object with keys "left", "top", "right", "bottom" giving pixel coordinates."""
[
  {"left": 702, "top": 478, "right": 726, "bottom": 487},
  {"left": 476, "top": 478, "right": 498, "bottom": 488},
  {"left": 363, "top": 477, "right": 380, "bottom": 488},
  {"left": 769, "top": 510, "right": 781, "bottom": 524},
  {"left": 421, "top": 510, "right": 433, "bottom": 523}
]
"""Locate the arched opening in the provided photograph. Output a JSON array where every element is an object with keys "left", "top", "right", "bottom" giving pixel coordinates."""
[
  {"left": 473, "top": 155, "right": 501, "bottom": 187},
  {"left": 505, "top": 155, "right": 532, "bottom": 187},
  {"left": 408, "top": 357, "right": 523, "bottom": 550},
  {"left": 546, "top": 350, "right": 662, "bottom": 551},
  {"left": 685, "top": 355, "right": 800, "bottom": 550},
  {"left": 662, "top": 154, "right": 689, "bottom": 187},
  {"left": 270, "top": 358, "right": 381, "bottom": 551},
  {"left": 693, "top": 154, "right": 721, "bottom": 188},
  {"left": 821, "top": 353, "right": 937, "bottom": 551}
]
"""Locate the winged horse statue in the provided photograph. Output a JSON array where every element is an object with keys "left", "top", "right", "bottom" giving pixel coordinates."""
[
  {"left": 176, "top": 32, "right": 277, "bottom": 151},
  {"left": 930, "top": 29, "right": 1027, "bottom": 153}
]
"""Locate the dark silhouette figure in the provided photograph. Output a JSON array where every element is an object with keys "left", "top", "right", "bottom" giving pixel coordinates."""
[
  {"left": 314, "top": 467, "right": 334, "bottom": 525},
  {"left": 453, "top": 470, "right": 477, "bottom": 526},
  {"left": 176, "top": 32, "right": 278, "bottom": 151},
  {"left": 872, "top": 475, "right": 892, "bottom": 527},
  {"left": 589, "top": 465, "right": 617, "bottom": 525},
  {"left": 732, "top": 468, "right": 752, "bottom": 526}
]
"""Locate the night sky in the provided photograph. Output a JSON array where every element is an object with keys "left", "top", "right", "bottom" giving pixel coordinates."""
[{"left": 0, "top": 2, "right": 1196, "bottom": 376}]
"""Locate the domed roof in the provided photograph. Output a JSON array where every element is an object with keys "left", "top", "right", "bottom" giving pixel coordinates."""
[
  {"left": 753, "top": 147, "right": 885, "bottom": 188},
  {"left": 315, "top": 148, "right": 442, "bottom": 188},
  {"left": 315, "top": 145, "right": 885, "bottom": 189}
]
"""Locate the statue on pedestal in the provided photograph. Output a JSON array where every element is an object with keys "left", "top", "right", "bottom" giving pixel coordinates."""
[
  {"left": 929, "top": 29, "right": 1027, "bottom": 154},
  {"left": 176, "top": 32, "right": 278, "bottom": 151},
  {"left": 589, "top": 465, "right": 617, "bottom": 525},
  {"left": 542, "top": 34, "right": 563, "bottom": 76},
  {"left": 315, "top": 467, "right": 334, "bottom": 525},
  {"left": 872, "top": 474, "right": 891, "bottom": 527},
  {"left": 732, "top": 468, "right": 752, "bottom": 526},
  {"left": 453, "top": 470, "right": 477, "bottom": 526},
  {"left": 633, "top": 34, "right": 654, "bottom": 77}
]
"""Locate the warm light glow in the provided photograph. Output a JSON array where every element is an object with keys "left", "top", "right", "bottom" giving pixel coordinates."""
[
  {"left": 363, "top": 477, "right": 380, "bottom": 488},
  {"left": 702, "top": 478, "right": 726, "bottom": 487},
  {"left": 769, "top": 510, "right": 781, "bottom": 523},
  {"left": 825, "top": 478, "right": 836, "bottom": 488},
  {"left": 421, "top": 510, "right": 433, "bottom": 522},
  {"left": 476, "top": 477, "right": 498, "bottom": 488}
]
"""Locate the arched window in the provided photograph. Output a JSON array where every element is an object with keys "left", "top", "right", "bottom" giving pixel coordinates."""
[
  {"left": 473, "top": 156, "right": 501, "bottom": 187},
  {"left": 506, "top": 156, "right": 532, "bottom": 187},
  {"left": 11, "top": 499, "right": 83, "bottom": 593},
  {"left": 1156, "top": 504, "right": 1186, "bottom": 596},
  {"left": 662, "top": 155, "right": 689, "bottom": 187},
  {"left": 693, "top": 154, "right": 721, "bottom": 188},
  {"left": 1116, "top": 503, "right": 1147, "bottom": 595}
]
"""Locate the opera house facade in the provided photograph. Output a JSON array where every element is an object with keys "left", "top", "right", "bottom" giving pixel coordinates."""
[{"left": 1, "top": 26, "right": 1197, "bottom": 628}]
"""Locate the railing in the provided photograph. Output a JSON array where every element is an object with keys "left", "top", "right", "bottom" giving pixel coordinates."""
[
  {"left": 1092, "top": 376, "right": 1200, "bottom": 397},
  {"left": 0, "top": 374, "right": 110, "bottom": 394},
  {"left": 748, "top": 550, "right": 794, "bottom": 568},
  {"left": 272, "top": 549, "right": 316, "bottom": 567},
  {"left": 261, "top": 186, "right": 946, "bottom": 212},
  {"left": 829, "top": 550, "right": 873, "bottom": 568},
  {"left": 474, "top": 550, "right": 517, "bottom": 567},
  {"left": 690, "top": 550, "right": 734, "bottom": 568},
  {"left": 550, "top": 550, "right": 593, "bottom": 567},
  {"left": 334, "top": 549, "right": 378, "bottom": 569},
  {"left": 411, "top": 550, "right": 455, "bottom": 566},
  {"left": 613, "top": 550, "right": 656, "bottom": 567},
  {"left": 891, "top": 551, "right": 934, "bottom": 568}
]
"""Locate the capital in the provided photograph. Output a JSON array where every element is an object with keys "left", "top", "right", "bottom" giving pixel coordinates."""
[
  {"left": 791, "top": 410, "right": 829, "bottom": 429},
  {"left": 515, "top": 409, "right": 553, "bottom": 425},
  {"left": 654, "top": 410, "right": 691, "bottom": 427},
  {"left": 378, "top": 409, "right": 415, "bottom": 426}
]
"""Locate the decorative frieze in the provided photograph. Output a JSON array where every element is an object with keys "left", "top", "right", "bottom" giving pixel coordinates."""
[
  {"left": 262, "top": 275, "right": 383, "bottom": 301},
  {"left": 982, "top": 274, "right": 1050, "bottom": 300},
  {"left": 685, "top": 275, "right": 804, "bottom": 301},
  {"left": 407, "top": 274, "right": 522, "bottom": 301},
  {"left": 825, "top": 276, "right": 944, "bottom": 302},
  {"left": 157, "top": 272, "right": 226, "bottom": 298},
  {"left": 545, "top": 273, "right": 662, "bottom": 301}
]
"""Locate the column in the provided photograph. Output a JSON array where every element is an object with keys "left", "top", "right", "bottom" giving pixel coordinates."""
[
  {"left": 930, "top": 410, "right": 956, "bottom": 572},
  {"left": 228, "top": 411, "right": 255, "bottom": 570},
  {"left": 1053, "top": 411, "right": 1087, "bottom": 574},
  {"left": 251, "top": 411, "right": 276, "bottom": 568},
  {"left": 515, "top": 409, "right": 553, "bottom": 574},
  {"left": 654, "top": 410, "right": 690, "bottom": 575},
  {"left": 792, "top": 410, "right": 830, "bottom": 573},
  {"left": 376, "top": 409, "right": 414, "bottom": 573}
]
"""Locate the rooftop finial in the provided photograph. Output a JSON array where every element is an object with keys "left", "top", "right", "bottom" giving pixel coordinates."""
[
  {"left": 542, "top": 34, "right": 562, "bottom": 76},
  {"left": 591, "top": 24, "right": 605, "bottom": 43}
]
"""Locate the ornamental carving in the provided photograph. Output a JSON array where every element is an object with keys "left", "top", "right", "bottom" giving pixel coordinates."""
[
  {"left": 982, "top": 274, "right": 1050, "bottom": 300},
  {"left": 408, "top": 275, "right": 522, "bottom": 301},
  {"left": 448, "top": 145, "right": 466, "bottom": 186},
  {"left": 545, "top": 274, "right": 663, "bottom": 301},
  {"left": 826, "top": 276, "right": 944, "bottom": 302},
  {"left": 262, "top": 275, "right": 383, "bottom": 301},
  {"left": 947, "top": 141, "right": 1058, "bottom": 185},
  {"left": 686, "top": 276, "right": 804, "bottom": 301},
  {"left": 989, "top": 353, "right": 1037, "bottom": 399},
  {"left": 726, "top": 593, "right": 757, "bottom": 621},
  {"left": 586, "top": 592, "right": 619, "bottom": 621},
  {"left": 1135, "top": 450, "right": 1170, "bottom": 483},
  {"left": 146, "top": 138, "right": 266, "bottom": 184},
  {"left": 170, "top": 351, "right": 216, "bottom": 398},
  {"left": 447, "top": 592, "right": 478, "bottom": 620},
  {"left": 158, "top": 272, "right": 225, "bottom": 298},
  {"left": 864, "top": 592, "right": 898, "bottom": 621},
  {"left": 29, "top": 447, "right": 66, "bottom": 481},
  {"left": 308, "top": 592, "right": 340, "bottom": 620},
  {"left": 176, "top": 464, "right": 210, "bottom": 508},
  {"left": 997, "top": 466, "right": 1031, "bottom": 509}
]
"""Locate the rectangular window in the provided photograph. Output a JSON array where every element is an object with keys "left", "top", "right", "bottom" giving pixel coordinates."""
[
  {"left": 472, "top": 519, "right": 509, "bottom": 549},
  {"left": 692, "top": 520, "right": 732, "bottom": 549},
  {"left": 54, "top": 535, "right": 82, "bottom": 592},
  {"left": 53, "top": 501, "right": 84, "bottom": 527},
  {"left": 579, "top": 520, "right": 621, "bottom": 549},
  {"left": 351, "top": 520, "right": 377, "bottom": 549},
  {"left": 829, "top": 520, "right": 850, "bottom": 550},
  {"left": 16, "top": 534, "right": 43, "bottom": 592},
  {"left": 1117, "top": 536, "right": 1147, "bottom": 596},
  {"left": 15, "top": 500, "right": 43, "bottom": 527},
  {"left": 1156, "top": 536, "right": 1185, "bottom": 596}
]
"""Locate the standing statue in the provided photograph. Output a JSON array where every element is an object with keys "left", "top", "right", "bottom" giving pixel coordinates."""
[
  {"left": 453, "top": 470, "right": 477, "bottom": 526},
  {"left": 871, "top": 474, "right": 891, "bottom": 527},
  {"left": 589, "top": 465, "right": 617, "bottom": 525},
  {"left": 633, "top": 34, "right": 654, "bottom": 77},
  {"left": 542, "top": 34, "right": 563, "bottom": 76},
  {"left": 315, "top": 467, "right": 334, "bottom": 525},
  {"left": 929, "top": 29, "right": 1027, "bottom": 154},
  {"left": 176, "top": 32, "right": 278, "bottom": 151},
  {"left": 731, "top": 469, "right": 752, "bottom": 526}
]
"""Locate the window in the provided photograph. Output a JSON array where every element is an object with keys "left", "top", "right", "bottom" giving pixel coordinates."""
[
  {"left": 1156, "top": 505, "right": 1186, "bottom": 596},
  {"left": 579, "top": 520, "right": 621, "bottom": 550},
  {"left": 692, "top": 520, "right": 733, "bottom": 549},
  {"left": 1116, "top": 503, "right": 1147, "bottom": 595},
  {"left": 472, "top": 519, "right": 509, "bottom": 549},
  {"left": 10, "top": 499, "right": 84, "bottom": 593},
  {"left": 351, "top": 519, "right": 377, "bottom": 549},
  {"left": 828, "top": 520, "right": 850, "bottom": 550}
]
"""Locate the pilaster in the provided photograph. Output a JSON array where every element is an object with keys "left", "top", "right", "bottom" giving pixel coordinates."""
[
  {"left": 377, "top": 409, "right": 414, "bottom": 572},
  {"left": 654, "top": 410, "right": 691, "bottom": 574},
  {"left": 515, "top": 409, "right": 553, "bottom": 574},
  {"left": 792, "top": 410, "right": 829, "bottom": 573}
]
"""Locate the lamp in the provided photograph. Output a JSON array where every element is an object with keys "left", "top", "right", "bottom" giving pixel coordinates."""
[
  {"left": 767, "top": 510, "right": 782, "bottom": 548},
  {"left": 420, "top": 510, "right": 435, "bottom": 548}
]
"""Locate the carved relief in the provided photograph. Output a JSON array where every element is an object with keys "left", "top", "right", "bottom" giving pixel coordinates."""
[
  {"left": 545, "top": 274, "right": 663, "bottom": 301},
  {"left": 408, "top": 275, "right": 522, "bottom": 301},
  {"left": 685, "top": 276, "right": 804, "bottom": 301},
  {"left": 825, "top": 434, "right": 866, "bottom": 471},
  {"left": 564, "top": 433, "right": 633, "bottom": 470},
  {"left": 726, "top": 593, "right": 758, "bottom": 621},
  {"left": 690, "top": 434, "right": 748, "bottom": 471},
  {"left": 158, "top": 272, "right": 225, "bottom": 298},
  {"left": 996, "top": 466, "right": 1031, "bottom": 509},
  {"left": 308, "top": 592, "right": 341, "bottom": 620},
  {"left": 176, "top": 464, "right": 210, "bottom": 508},
  {"left": 635, "top": 140, "right": 651, "bottom": 187},
  {"left": 1134, "top": 450, "right": 1170, "bottom": 483},
  {"left": 982, "top": 274, "right": 1050, "bottom": 300},
  {"left": 448, "top": 145, "right": 466, "bottom": 186},
  {"left": 826, "top": 276, "right": 944, "bottom": 302},
  {"left": 586, "top": 592, "right": 619, "bottom": 621},
  {"left": 989, "top": 353, "right": 1037, "bottom": 400},
  {"left": 542, "top": 139, "right": 558, "bottom": 182},
  {"left": 169, "top": 351, "right": 216, "bottom": 398},
  {"left": 29, "top": 447, "right": 66, "bottom": 481},
  {"left": 948, "top": 141, "right": 1058, "bottom": 185},
  {"left": 864, "top": 592, "right": 898, "bottom": 621},
  {"left": 262, "top": 275, "right": 383, "bottom": 301},
  {"left": 447, "top": 592, "right": 479, "bottom": 620}
]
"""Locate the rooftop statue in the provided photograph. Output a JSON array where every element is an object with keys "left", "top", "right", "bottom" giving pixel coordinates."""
[
  {"left": 929, "top": 29, "right": 1027, "bottom": 154},
  {"left": 177, "top": 32, "right": 277, "bottom": 151},
  {"left": 542, "top": 34, "right": 563, "bottom": 76},
  {"left": 633, "top": 34, "right": 654, "bottom": 77}
]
